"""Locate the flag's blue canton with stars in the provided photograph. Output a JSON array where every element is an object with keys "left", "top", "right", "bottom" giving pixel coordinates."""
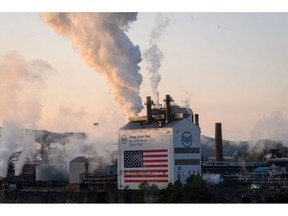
[{"left": 124, "top": 150, "right": 143, "bottom": 168}]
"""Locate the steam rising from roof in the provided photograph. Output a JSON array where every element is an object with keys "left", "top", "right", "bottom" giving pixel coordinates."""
[
  {"left": 42, "top": 12, "right": 143, "bottom": 116},
  {"left": 143, "top": 14, "right": 170, "bottom": 106}
]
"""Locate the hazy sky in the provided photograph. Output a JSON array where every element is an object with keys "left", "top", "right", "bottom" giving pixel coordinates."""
[{"left": 0, "top": 12, "right": 288, "bottom": 141}]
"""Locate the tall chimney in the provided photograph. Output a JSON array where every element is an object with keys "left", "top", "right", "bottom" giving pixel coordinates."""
[
  {"left": 195, "top": 114, "right": 199, "bottom": 126},
  {"left": 164, "top": 94, "right": 172, "bottom": 124},
  {"left": 215, "top": 123, "right": 223, "bottom": 162},
  {"left": 146, "top": 96, "right": 153, "bottom": 124}
]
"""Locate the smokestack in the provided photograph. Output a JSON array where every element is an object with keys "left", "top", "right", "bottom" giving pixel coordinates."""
[
  {"left": 215, "top": 123, "right": 223, "bottom": 162},
  {"left": 195, "top": 114, "right": 199, "bottom": 126},
  {"left": 164, "top": 95, "right": 172, "bottom": 123},
  {"left": 145, "top": 96, "right": 153, "bottom": 124}
]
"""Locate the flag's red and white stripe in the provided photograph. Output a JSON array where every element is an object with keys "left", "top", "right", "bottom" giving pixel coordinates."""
[{"left": 124, "top": 149, "right": 169, "bottom": 183}]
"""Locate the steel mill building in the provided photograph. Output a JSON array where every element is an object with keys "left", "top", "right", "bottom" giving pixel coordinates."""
[{"left": 118, "top": 95, "right": 201, "bottom": 189}]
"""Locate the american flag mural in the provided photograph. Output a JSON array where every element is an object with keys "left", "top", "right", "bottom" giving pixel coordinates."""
[{"left": 123, "top": 149, "right": 169, "bottom": 183}]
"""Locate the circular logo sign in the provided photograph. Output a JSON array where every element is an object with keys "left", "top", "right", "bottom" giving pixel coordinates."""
[
  {"left": 120, "top": 135, "right": 128, "bottom": 144},
  {"left": 181, "top": 131, "right": 193, "bottom": 148}
]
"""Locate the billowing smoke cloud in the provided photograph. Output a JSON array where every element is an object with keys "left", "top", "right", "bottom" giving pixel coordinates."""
[
  {"left": 48, "top": 128, "right": 117, "bottom": 175},
  {"left": 143, "top": 13, "right": 170, "bottom": 106},
  {"left": 250, "top": 111, "right": 288, "bottom": 145},
  {"left": 0, "top": 52, "right": 53, "bottom": 177},
  {"left": 0, "top": 52, "right": 53, "bottom": 127},
  {"left": 42, "top": 13, "right": 143, "bottom": 116},
  {"left": 48, "top": 134, "right": 87, "bottom": 167}
]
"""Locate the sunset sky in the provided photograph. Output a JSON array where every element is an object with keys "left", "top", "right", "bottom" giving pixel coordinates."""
[{"left": 0, "top": 5, "right": 288, "bottom": 142}]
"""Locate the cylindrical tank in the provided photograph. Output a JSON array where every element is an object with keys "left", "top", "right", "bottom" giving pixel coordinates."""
[
  {"left": 215, "top": 123, "right": 223, "bottom": 162},
  {"left": 36, "top": 165, "right": 68, "bottom": 181}
]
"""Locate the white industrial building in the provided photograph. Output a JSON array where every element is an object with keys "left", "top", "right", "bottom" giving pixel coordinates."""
[{"left": 118, "top": 95, "right": 201, "bottom": 190}]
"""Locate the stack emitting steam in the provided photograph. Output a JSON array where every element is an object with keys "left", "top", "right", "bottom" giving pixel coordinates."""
[
  {"left": 143, "top": 13, "right": 170, "bottom": 107},
  {"left": 43, "top": 13, "right": 143, "bottom": 116}
]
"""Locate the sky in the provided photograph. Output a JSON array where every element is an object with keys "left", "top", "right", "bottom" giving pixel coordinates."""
[{"left": 0, "top": 11, "right": 288, "bottom": 142}]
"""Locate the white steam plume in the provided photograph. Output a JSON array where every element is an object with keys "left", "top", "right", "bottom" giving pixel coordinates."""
[
  {"left": 0, "top": 122, "right": 40, "bottom": 177},
  {"left": 181, "top": 90, "right": 193, "bottom": 108},
  {"left": 0, "top": 122, "right": 23, "bottom": 177},
  {"left": 0, "top": 52, "right": 53, "bottom": 177},
  {"left": 48, "top": 128, "right": 117, "bottom": 175},
  {"left": 0, "top": 52, "right": 53, "bottom": 127},
  {"left": 143, "top": 13, "right": 170, "bottom": 106},
  {"left": 13, "top": 129, "right": 39, "bottom": 176},
  {"left": 250, "top": 111, "right": 288, "bottom": 145},
  {"left": 42, "top": 13, "right": 143, "bottom": 116},
  {"left": 202, "top": 173, "right": 222, "bottom": 185}
]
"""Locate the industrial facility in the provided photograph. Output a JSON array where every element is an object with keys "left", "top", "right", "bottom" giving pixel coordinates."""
[
  {"left": 118, "top": 95, "right": 201, "bottom": 189},
  {"left": 1, "top": 94, "right": 288, "bottom": 203}
]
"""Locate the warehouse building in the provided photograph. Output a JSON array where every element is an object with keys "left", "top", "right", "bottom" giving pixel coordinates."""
[{"left": 118, "top": 95, "right": 201, "bottom": 189}]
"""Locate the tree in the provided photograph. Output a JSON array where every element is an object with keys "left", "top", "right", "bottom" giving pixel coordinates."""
[
  {"left": 182, "top": 174, "right": 209, "bottom": 203},
  {"left": 167, "top": 180, "right": 183, "bottom": 203},
  {"left": 137, "top": 181, "right": 160, "bottom": 203}
]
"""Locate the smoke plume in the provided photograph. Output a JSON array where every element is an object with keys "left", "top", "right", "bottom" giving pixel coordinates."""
[
  {"left": 0, "top": 52, "right": 53, "bottom": 177},
  {"left": 250, "top": 111, "right": 288, "bottom": 145},
  {"left": 202, "top": 173, "right": 222, "bottom": 185},
  {"left": 181, "top": 90, "right": 193, "bottom": 108},
  {"left": 13, "top": 128, "right": 39, "bottom": 176},
  {"left": 0, "top": 122, "right": 40, "bottom": 177},
  {"left": 143, "top": 13, "right": 170, "bottom": 106},
  {"left": 42, "top": 13, "right": 143, "bottom": 116},
  {"left": 0, "top": 52, "right": 53, "bottom": 127},
  {"left": 48, "top": 129, "right": 117, "bottom": 175}
]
